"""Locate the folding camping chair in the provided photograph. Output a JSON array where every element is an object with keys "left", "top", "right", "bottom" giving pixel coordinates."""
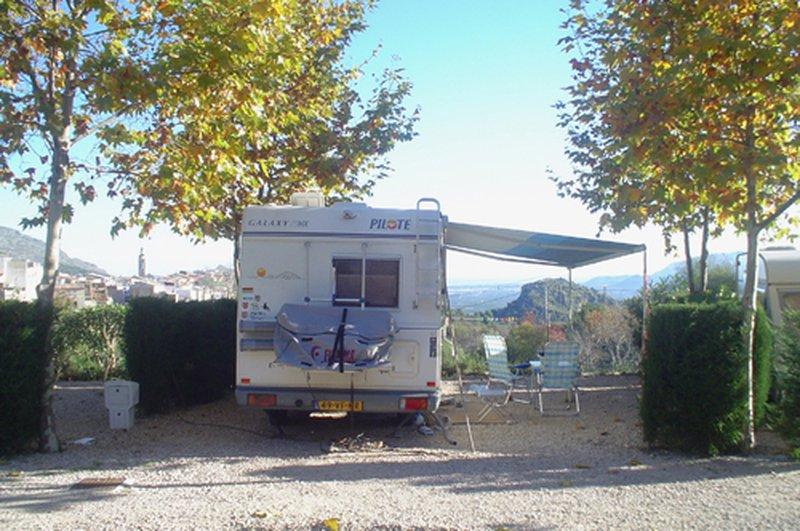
[
  {"left": 538, "top": 341, "right": 581, "bottom": 416},
  {"left": 470, "top": 334, "right": 532, "bottom": 422}
]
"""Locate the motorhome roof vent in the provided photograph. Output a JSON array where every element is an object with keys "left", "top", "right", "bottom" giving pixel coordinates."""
[{"left": 290, "top": 191, "right": 325, "bottom": 207}]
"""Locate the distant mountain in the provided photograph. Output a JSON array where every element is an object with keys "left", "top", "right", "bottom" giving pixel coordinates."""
[
  {"left": 580, "top": 252, "right": 740, "bottom": 300},
  {"left": 448, "top": 282, "right": 521, "bottom": 312},
  {"left": 0, "top": 226, "right": 107, "bottom": 276},
  {"left": 493, "top": 278, "right": 614, "bottom": 321}
]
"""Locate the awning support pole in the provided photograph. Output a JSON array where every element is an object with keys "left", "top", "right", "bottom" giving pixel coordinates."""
[
  {"left": 641, "top": 247, "right": 649, "bottom": 357},
  {"left": 568, "top": 268, "right": 573, "bottom": 330},
  {"left": 545, "top": 284, "right": 550, "bottom": 342}
]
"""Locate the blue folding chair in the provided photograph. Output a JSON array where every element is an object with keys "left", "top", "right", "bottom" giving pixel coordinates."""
[{"left": 538, "top": 342, "right": 581, "bottom": 416}]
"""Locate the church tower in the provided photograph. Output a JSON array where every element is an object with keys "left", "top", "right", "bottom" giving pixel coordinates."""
[{"left": 138, "top": 248, "right": 146, "bottom": 277}]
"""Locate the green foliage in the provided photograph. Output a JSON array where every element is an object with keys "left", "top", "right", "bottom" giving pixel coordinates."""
[
  {"left": 753, "top": 305, "right": 773, "bottom": 427},
  {"left": 776, "top": 310, "right": 800, "bottom": 451},
  {"left": 625, "top": 264, "right": 738, "bottom": 350},
  {"left": 642, "top": 302, "right": 748, "bottom": 455},
  {"left": 0, "top": 302, "right": 51, "bottom": 455},
  {"left": 555, "top": 0, "right": 800, "bottom": 240},
  {"left": 442, "top": 319, "right": 548, "bottom": 377},
  {"left": 576, "top": 304, "right": 639, "bottom": 374},
  {"left": 53, "top": 305, "right": 127, "bottom": 381},
  {"left": 124, "top": 298, "right": 236, "bottom": 414},
  {"left": 556, "top": 0, "right": 799, "bottom": 446},
  {"left": 101, "top": 0, "right": 418, "bottom": 250},
  {"left": 441, "top": 319, "right": 510, "bottom": 378},
  {"left": 642, "top": 301, "right": 773, "bottom": 453},
  {"left": 441, "top": 342, "right": 487, "bottom": 379},
  {"left": 506, "top": 322, "right": 547, "bottom": 366}
]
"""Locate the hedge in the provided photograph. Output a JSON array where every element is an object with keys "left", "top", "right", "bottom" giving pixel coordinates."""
[
  {"left": 0, "top": 301, "right": 51, "bottom": 455},
  {"left": 641, "top": 301, "right": 772, "bottom": 455},
  {"left": 777, "top": 310, "right": 800, "bottom": 452},
  {"left": 753, "top": 305, "right": 772, "bottom": 426},
  {"left": 124, "top": 298, "right": 236, "bottom": 414}
]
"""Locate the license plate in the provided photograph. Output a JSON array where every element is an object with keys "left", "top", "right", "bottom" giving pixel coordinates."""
[{"left": 316, "top": 400, "right": 363, "bottom": 412}]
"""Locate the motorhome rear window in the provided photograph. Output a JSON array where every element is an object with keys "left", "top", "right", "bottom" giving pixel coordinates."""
[{"left": 333, "top": 259, "right": 399, "bottom": 308}]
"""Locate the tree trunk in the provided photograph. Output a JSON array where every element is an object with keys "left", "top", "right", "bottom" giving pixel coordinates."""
[
  {"left": 740, "top": 109, "right": 758, "bottom": 451},
  {"left": 698, "top": 209, "right": 710, "bottom": 293},
  {"left": 741, "top": 225, "right": 759, "bottom": 450},
  {"left": 682, "top": 223, "right": 696, "bottom": 295},
  {"left": 39, "top": 149, "right": 68, "bottom": 304},
  {"left": 37, "top": 127, "right": 70, "bottom": 453}
]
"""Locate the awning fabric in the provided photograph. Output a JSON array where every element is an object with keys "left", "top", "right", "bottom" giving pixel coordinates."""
[{"left": 445, "top": 221, "right": 645, "bottom": 269}]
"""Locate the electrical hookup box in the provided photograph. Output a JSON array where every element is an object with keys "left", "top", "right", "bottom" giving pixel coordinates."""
[{"left": 104, "top": 380, "right": 140, "bottom": 430}]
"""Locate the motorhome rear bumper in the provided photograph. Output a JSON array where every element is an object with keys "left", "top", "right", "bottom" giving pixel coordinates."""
[{"left": 236, "top": 386, "right": 440, "bottom": 413}]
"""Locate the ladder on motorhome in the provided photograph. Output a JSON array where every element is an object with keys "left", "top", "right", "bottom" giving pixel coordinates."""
[{"left": 414, "top": 198, "right": 442, "bottom": 309}]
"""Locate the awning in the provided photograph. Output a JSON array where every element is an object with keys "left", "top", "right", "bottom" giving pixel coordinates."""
[{"left": 444, "top": 221, "right": 645, "bottom": 269}]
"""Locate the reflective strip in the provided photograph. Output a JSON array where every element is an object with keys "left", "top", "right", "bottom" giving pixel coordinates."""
[
  {"left": 239, "top": 320, "right": 275, "bottom": 332},
  {"left": 240, "top": 338, "right": 275, "bottom": 351}
]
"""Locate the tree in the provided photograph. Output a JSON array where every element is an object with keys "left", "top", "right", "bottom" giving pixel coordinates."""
[
  {"left": 552, "top": 3, "right": 723, "bottom": 296},
  {"left": 576, "top": 305, "right": 638, "bottom": 373},
  {"left": 557, "top": 0, "right": 799, "bottom": 448},
  {"left": 54, "top": 305, "right": 126, "bottom": 380},
  {"left": 99, "top": 0, "right": 418, "bottom": 282},
  {"left": 506, "top": 321, "right": 547, "bottom": 365},
  {"left": 1, "top": 0, "right": 410, "bottom": 451},
  {"left": 0, "top": 0, "right": 175, "bottom": 451}
]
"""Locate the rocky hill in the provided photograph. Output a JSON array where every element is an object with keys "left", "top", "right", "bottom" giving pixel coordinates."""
[
  {"left": 492, "top": 277, "right": 614, "bottom": 322},
  {"left": 0, "top": 226, "right": 107, "bottom": 276}
]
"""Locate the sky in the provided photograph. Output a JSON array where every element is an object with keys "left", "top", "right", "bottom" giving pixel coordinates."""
[{"left": 0, "top": 1, "right": 789, "bottom": 283}]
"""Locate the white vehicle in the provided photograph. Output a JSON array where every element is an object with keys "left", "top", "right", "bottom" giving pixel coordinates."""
[
  {"left": 736, "top": 247, "right": 800, "bottom": 326},
  {"left": 236, "top": 192, "right": 644, "bottom": 423}
]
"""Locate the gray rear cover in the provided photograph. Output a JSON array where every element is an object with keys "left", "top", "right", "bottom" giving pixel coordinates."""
[{"left": 274, "top": 303, "right": 396, "bottom": 370}]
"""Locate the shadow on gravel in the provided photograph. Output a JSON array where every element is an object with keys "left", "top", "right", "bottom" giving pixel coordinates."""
[
  {"left": 251, "top": 453, "right": 800, "bottom": 493},
  {"left": 0, "top": 485, "right": 117, "bottom": 514}
]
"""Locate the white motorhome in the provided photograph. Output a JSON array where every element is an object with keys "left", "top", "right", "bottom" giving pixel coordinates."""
[
  {"left": 236, "top": 193, "right": 645, "bottom": 423},
  {"left": 236, "top": 195, "right": 445, "bottom": 421},
  {"left": 737, "top": 247, "right": 800, "bottom": 326}
]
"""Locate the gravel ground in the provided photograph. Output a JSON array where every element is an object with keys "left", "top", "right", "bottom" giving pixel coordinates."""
[{"left": 1, "top": 375, "right": 799, "bottom": 530}]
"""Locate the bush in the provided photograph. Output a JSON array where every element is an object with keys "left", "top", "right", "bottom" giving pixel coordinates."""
[
  {"left": 0, "top": 301, "right": 51, "bottom": 455},
  {"left": 642, "top": 301, "right": 773, "bottom": 454},
  {"left": 124, "top": 298, "right": 236, "bottom": 414},
  {"left": 53, "top": 305, "right": 127, "bottom": 381},
  {"left": 442, "top": 339, "right": 487, "bottom": 377},
  {"left": 777, "top": 310, "right": 800, "bottom": 450},
  {"left": 506, "top": 322, "right": 547, "bottom": 365},
  {"left": 576, "top": 304, "right": 639, "bottom": 374},
  {"left": 642, "top": 302, "right": 747, "bottom": 454},
  {"left": 753, "top": 305, "right": 773, "bottom": 427}
]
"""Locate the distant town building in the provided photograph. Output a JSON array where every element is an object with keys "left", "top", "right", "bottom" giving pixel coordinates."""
[
  {"left": 138, "top": 248, "right": 147, "bottom": 277},
  {"left": 106, "top": 283, "right": 127, "bottom": 304},
  {"left": 0, "top": 257, "right": 42, "bottom": 302},
  {"left": 54, "top": 274, "right": 112, "bottom": 308},
  {"left": 129, "top": 279, "right": 160, "bottom": 299},
  {"left": 0, "top": 250, "right": 232, "bottom": 304},
  {"left": 54, "top": 283, "right": 91, "bottom": 309}
]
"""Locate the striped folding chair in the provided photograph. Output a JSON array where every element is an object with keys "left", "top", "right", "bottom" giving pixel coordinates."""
[
  {"left": 538, "top": 342, "right": 581, "bottom": 416},
  {"left": 470, "top": 335, "right": 532, "bottom": 422}
]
